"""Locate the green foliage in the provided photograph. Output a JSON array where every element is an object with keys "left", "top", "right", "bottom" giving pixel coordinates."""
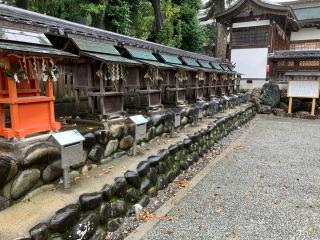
[
  {"left": 156, "top": 0, "right": 182, "bottom": 47},
  {"left": 128, "top": 0, "right": 154, "bottom": 38},
  {"left": 155, "top": 0, "right": 206, "bottom": 51},
  {"left": 3, "top": 0, "right": 208, "bottom": 51},
  {"left": 180, "top": 0, "right": 206, "bottom": 51},
  {"left": 104, "top": 0, "right": 131, "bottom": 34},
  {"left": 29, "top": 0, "right": 105, "bottom": 26},
  {"left": 201, "top": 23, "right": 217, "bottom": 56}
]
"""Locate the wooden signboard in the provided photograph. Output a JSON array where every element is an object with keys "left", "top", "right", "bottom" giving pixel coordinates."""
[
  {"left": 287, "top": 80, "right": 320, "bottom": 116},
  {"left": 287, "top": 80, "right": 320, "bottom": 99}
]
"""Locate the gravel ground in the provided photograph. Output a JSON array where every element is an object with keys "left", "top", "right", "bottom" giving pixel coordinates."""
[
  {"left": 142, "top": 115, "right": 320, "bottom": 240},
  {"left": 106, "top": 116, "right": 251, "bottom": 240}
]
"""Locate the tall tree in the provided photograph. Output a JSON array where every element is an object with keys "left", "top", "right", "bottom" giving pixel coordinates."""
[
  {"left": 179, "top": 0, "right": 205, "bottom": 51},
  {"left": 200, "top": 0, "right": 235, "bottom": 58},
  {"left": 150, "top": 0, "right": 164, "bottom": 33},
  {"left": 15, "top": 0, "right": 28, "bottom": 9}
]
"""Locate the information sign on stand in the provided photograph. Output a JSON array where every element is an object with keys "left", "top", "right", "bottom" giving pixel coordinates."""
[{"left": 287, "top": 80, "right": 320, "bottom": 116}]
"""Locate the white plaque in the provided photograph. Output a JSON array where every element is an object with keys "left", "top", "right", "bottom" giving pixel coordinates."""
[
  {"left": 288, "top": 80, "right": 320, "bottom": 98},
  {"left": 52, "top": 130, "right": 85, "bottom": 146},
  {"left": 174, "top": 114, "right": 181, "bottom": 127}
]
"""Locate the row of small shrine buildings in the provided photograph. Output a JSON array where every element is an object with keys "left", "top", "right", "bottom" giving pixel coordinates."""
[
  {"left": 0, "top": 4, "right": 239, "bottom": 124},
  {"left": 216, "top": 0, "right": 320, "bottom": 89}
]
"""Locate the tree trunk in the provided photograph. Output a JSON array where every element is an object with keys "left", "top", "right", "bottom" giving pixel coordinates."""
[
  {"left": 15, "top": 0, "right": 29, "bottom": 9},
  {"left": 151, "top": 0, "right": 163, "bottom": 33},
  {"left": 215, "top": 0, "right": 227, "bottom": 59}
]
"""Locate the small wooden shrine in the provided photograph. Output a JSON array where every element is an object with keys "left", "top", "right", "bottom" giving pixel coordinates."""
[
  {"left": 64, "top": 37, "right": 139, "bottom": 119},
  {"left": 221, "top": 64, "right": 236, "bottom": 95},
  {"left": 158, "top": 53, "right": 190, "bottom": 106},
  {"left": 198, "top": 60, "right": 217, "bottom": 100},
  {"left": 180, "top": 57, "right": 207, "bottom": 103},
  {"left": 0, "top": 27, "right": 76, "bottom": 139},
  {"left": 122, "top": 47, "right": 174, "bottom": 111},
  {"left": 210, "top": 62, "right": 227, "bottom": 97}
]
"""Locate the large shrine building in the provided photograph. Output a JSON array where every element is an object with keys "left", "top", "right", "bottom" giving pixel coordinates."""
[{"left": 216, "top": 0, "right": 320, "bottom": 89}]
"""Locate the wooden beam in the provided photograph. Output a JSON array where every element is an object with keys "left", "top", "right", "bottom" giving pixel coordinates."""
[
  {"left": 311, "top": 98, "right": 316, "bottom": 116},
  {"left": 288, "top": 97, "right": 292, "bottom": 114}
]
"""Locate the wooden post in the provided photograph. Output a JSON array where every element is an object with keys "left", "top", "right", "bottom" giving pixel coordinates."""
[
  {"left": 46, "top": 79, "right": 57, "bottom": 129},
  {"left": 311, "top": 98, "right": 316, "bottom": 116},
  {"left": 74, "top": 89, "right": 80, "bottom": 113},
  {"left": 99, "top": 74, "right": 105, "bottom": 115},
  {"left": 288, "top": 97, "right": 293, "bottom": 114},
  {"left": 7, "top": 78, "right": 20, "bottom": 135},
  {"left": 0, "top": 104, "right": 4, "bottom": 130}
]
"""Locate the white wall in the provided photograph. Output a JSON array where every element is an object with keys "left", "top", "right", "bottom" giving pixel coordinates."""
[
  {"left": 240, "top": 79, "right": 268, "bottom": 90},
  {"left": 232, "top": 20, "right": 270, "bottom": 28},
  {"left": 291, "top": 27, "right": 320, "bottom": 41},
  {"left": 231, "top": 48, "right": 269, "bottom": 79}
]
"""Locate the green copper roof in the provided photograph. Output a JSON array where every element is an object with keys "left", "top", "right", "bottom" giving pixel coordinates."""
[
  {"left": 0, "top": 41, "right": 77, "bottom": 58},
  {"left": 198, "top": 60, "right": 213, "bottom": 69},
  {"left": 82, "top": 52, "right": 140, "bottom": 65},
  {"left": 0, "top": 28, "right": 52, "bottom": 46},
  {"left": 294, "top": 7, "right": 320, "bottom": 21},
  {"left": 211, "top": 62, "right": 223, "bottom": 70},
  {"left": 159, "top": 54, "right": 183, "bottom": 64},
  {"left": 72, "top": 38, "right": 120, "bottom": 55},
  {"left": 220, "top": 64, "right": 230, "bottom": 71},
  {"left": 125, "top": 47, "right": 157, "bottom": 61},
  {"left": 182, "top": 57, "right": 200, "bottom": 67}
]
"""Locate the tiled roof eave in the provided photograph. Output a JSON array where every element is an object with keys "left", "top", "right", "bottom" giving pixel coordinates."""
[
  {"left": 0, "top": 4, "right": 219, "bottom": 63},
  {"left": 269, "top": 50, "right": 320, "bottom": 59}
]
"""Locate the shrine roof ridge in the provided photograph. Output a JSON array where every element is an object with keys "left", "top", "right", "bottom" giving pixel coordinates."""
[
  {"left": 215, "top": 0, "right": 300, "bottom": 31},
  {"left": 0, "top": 4, "right": 219, "bottom": 63},
  {"left": 216, "top": 0, "right": 296, "bottom": 19}
]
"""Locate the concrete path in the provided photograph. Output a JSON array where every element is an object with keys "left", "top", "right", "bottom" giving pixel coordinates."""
[
  {"left": 0, "top": 106, "right": 247, "bottom": 240},
  {"left": 138, "top": 115, "right": 320, "bottom": 240}
]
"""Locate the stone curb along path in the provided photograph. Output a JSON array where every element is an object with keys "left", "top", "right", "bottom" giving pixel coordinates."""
[
  {"left": 125, "top": 117, "right": 257, "bottom": 240},
  {"left": 2, "top": 104, "right": 256, "bottom": 240}
]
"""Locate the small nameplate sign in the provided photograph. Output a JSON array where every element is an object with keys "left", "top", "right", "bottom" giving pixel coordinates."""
[{"left": 52, "top": 130, "right": 85, "bottom": 146}]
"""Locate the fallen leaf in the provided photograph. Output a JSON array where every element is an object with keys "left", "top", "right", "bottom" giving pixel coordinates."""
[
  {"left": 215, "top": 205, "right": 224, "bottom": 213},
  {"left": 139, "top": 210, "right": 160, "bottom": 223},
  {"left": 81, "top": 165, "right": 89, "bottom": 176},
  {"left": 74, "top": 177, "right": 81, "bottom": 181},
  {"left": 173, "top": 179, "right": 189, "bottom": 189}
]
